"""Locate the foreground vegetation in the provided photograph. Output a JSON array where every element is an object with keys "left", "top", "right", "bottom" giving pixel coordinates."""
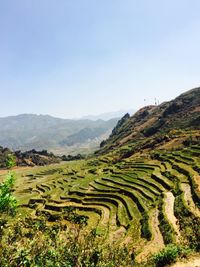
[
  {"left": 0, "top": 216, "right": 144, "bottom": 267},
  {"left": 0, "top": 138, "right": 199, "bottom": 266},
  {"left": 0, "top": 216, "right": 195, "bottom": 267}
]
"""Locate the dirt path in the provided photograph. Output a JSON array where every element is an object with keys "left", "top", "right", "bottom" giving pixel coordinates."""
[
  {"left": 164, "top": 192, "right": 180, "bottom": 241},
  {"left": 171, "top": 257, "right": 200, "bottom": 267},
  {"left": 136, "top": 209, "right": 165, "bottom": 262},
  {"left": 181, "top": 183, "right": 200, "bottom": 218}
]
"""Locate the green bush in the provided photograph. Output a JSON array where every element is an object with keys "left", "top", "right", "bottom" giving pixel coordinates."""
[
  {"left": 0, "top": 171, "right": 18, "bottom": 215},
  {"left": 0, "top": 155, "right": 17, "bottom": 216},
  {"left": 6, "top": 154, "right": 16, "bottom": 169},
  {"left": 174, "top": 194, "right": 200, "bottom": 251},
  {"left": 153, "top": 244, "right": 179, "bottom": 266},
  {"left": 0, "top": 217, "right": 136, "bottom": 267}
]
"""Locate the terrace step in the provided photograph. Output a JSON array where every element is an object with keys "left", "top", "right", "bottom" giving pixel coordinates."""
[
  {"left": 180, "top": 183, "right": 200, "bottom": 218},
  {"left": 163, "top": 192, "right": 180, "bottom": 242},
  {"left": 136, "top": 208, "right": 165, "bottom": 262}
]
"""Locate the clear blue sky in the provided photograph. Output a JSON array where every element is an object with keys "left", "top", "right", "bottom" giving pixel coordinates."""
[{"left": 1, "top": 0, "right": 200, "bottom": 118}]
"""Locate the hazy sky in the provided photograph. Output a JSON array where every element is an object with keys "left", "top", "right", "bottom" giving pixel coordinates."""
[{"left": 1, "top": 0, "right": 200, "bottom": 118}]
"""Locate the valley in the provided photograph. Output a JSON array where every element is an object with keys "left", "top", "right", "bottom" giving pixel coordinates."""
[
  {"left": 0, "top": 88, "right": 199, "bottom": 266},
  {"left": 1, "top": 1, "right": 200, "bottom": 265}
]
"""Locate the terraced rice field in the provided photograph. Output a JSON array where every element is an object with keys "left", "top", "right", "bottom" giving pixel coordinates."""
[{"left": 5, "top": 145, "right": 200, "bottom": 257}]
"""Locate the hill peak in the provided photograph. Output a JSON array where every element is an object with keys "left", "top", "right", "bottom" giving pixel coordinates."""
[{"left": 99, "top": 87, "right": 200, "bottom": 153}]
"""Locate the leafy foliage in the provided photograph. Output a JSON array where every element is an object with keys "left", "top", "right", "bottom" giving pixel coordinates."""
[
  {"left": 153, "top": 244, "right": 179, "bottom": 266},
  {"left": 6, "top": 153, "right": 16, "bottom": 169},
  {"left": 0, "top": 155, "right": 17, "bottom": 216},
  {"left": 152, "top": 244, "right": 192, "bottom": 267},
  {"left": 0, "top": 171, "right": 17, "bottom": 215},
  {"left": 174, "top": 194, "right": 200, "bottom": 251},
  {"left": 0, "top": 217, "right": 137, "bottom": 267}
]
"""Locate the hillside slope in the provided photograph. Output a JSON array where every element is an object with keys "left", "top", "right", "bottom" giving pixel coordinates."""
[
  {"left": 0, "top": 87, "right": 200, "bottom": 266},
  {"left": 99, "top": 87, "right": 200, "bottom": 155}
]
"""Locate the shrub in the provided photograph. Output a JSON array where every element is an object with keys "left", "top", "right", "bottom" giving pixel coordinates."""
[
  {"left": 0, "top": 171, "right": 18, "bottom": 215},
  {"left": 0, "top": 218, "right": 136, "bottom": 267},
  {"left": 0, "top": 155, "right": 17, "bottom": 216},
  {"left": 6, "top": 154, "right": 16, "bottom": 169},
  {"left": 153, "top": 244, "right": 179, "bottom": 266},
  {"left": 174, "top": 194, "right": 200, "bottom": 251}
]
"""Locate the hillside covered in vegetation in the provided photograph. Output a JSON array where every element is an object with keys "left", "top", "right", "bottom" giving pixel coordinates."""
[
  {"left": 99, "top": 87, "right": 200, "bottom": 156},
  {"left": 0, "top": 87, "right": 200, "bottom": 266}
]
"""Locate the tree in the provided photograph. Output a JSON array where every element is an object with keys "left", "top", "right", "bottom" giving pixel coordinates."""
[
  {"left": 0, "top": 155, "right": 17, "bottom": 216},
  {"left": 6, "top": 153, "right": 16, "bottom": 169}
]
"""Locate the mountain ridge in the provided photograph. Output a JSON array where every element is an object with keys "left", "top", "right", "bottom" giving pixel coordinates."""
[
  {"left": 0, "top": 114, "right": 118, "bottom": 154},
  {"left": 99, "top": 86, "right": 200, "bottom": 155}
]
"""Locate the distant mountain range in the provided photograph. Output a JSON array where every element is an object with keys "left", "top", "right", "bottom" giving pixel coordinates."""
[{"left": 0, "top": 114, "right": 119, "bottom": 155}]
